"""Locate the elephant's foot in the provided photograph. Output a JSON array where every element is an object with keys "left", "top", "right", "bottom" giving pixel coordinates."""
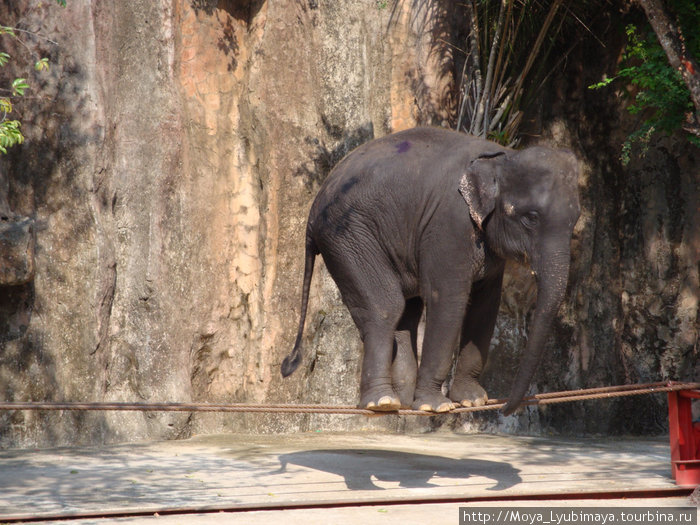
[
  {"left": 393, "top": 379, "right": 416, "bottom": 409},
  {"left": 449, "top": 380, "right": 488, "bottom": 408},
  {"left": 412, "top": 391, "right": 456, "bottom": 413},
  {"left": 360, "top": 387, "right": 401, "bottom": 412}
]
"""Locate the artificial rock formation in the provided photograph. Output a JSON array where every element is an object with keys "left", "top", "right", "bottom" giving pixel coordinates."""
[
  {"left": 0, "top": 1, "right": 696, "bottom": 447},
  {"left": 0, "top": 0, "right": 460, "bottom": 446}
]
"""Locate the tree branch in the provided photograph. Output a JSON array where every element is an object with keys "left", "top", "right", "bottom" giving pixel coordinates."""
[{"left": 636, "top": 0, "right": 700, "bottom": 133}]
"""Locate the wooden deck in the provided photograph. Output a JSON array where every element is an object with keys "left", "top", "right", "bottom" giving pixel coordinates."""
[{"left": 0, "top": 431, "right": 693, "bottom": 523}]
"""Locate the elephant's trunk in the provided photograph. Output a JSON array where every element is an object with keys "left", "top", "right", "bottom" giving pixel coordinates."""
[{"left": 501, "top": 243, "right": 571, "bottom": 416}]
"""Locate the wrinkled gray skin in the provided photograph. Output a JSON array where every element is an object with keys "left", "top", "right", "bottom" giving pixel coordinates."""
[{"left": 282, "top": 127, "right": 580, "bottom": 415}]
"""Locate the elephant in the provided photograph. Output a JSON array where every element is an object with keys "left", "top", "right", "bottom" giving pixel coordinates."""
[{"left": 281, "top": 126, "right": 580, "bottom": 415}]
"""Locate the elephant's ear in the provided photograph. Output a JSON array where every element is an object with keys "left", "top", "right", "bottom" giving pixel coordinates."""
[{"left": 459, "top": 152, "right": 504, "bottom": 230}]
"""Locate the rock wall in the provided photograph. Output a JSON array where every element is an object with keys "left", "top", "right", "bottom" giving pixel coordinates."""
[
  {"left": 0, "top": 1, "right": 696, "bottom": 447},
  {"left": 0, "top": 0, "right": 460, "bottom": 447}
]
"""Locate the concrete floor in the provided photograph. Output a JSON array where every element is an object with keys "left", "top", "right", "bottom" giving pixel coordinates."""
[{"left": 1, "top": 431, "right": 696, "bottom": 524}]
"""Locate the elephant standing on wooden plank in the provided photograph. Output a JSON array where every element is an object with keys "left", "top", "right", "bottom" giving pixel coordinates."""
[{"left": 282, "top": 127, "right": 580, "bottom": 415}]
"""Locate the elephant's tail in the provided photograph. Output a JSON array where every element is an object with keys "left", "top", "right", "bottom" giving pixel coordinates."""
[{"left": 281, "top": 231, "right": 318, "bottom": 377}]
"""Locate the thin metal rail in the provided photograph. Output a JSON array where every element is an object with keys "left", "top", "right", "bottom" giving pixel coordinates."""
[
  {"left": 2, "top": 487, "right": 693, "bottom": 524},
  {"left": 0, "top": 381, "right": 697, "bottom": 416}
]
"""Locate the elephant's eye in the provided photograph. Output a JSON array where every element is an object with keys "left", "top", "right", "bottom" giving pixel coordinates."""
[{"left": 521, "top": 210, "right": 539, "bottom": 228}]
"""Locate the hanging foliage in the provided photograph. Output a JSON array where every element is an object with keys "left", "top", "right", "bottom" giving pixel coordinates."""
[
  {"left": 589, "top": 0, "right": 699, "bottom": 163},
  {"left": 456, "top": 0, "right": 577, "bottom": 146},
  {"left": 0, "top": 1, "right": 63, "bottom": 154}
]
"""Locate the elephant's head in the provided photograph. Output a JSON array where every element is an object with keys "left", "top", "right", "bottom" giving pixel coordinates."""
[{"left": 459, "top": 146, "right": 580, "bottom": 415}]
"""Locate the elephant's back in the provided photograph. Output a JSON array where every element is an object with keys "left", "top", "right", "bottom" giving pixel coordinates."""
[
  {"left": 305, "top": 126, "right": 500, "bottom": 250},
  {"left": 345, "top": 127, "right": 472, "bottom": 175},
  {"left": 313, "top": 127, "right": 470, "bottom": 203}
]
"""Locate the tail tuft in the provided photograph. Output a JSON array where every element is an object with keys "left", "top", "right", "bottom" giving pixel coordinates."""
[{"left": 281, "top": 348, "right": 301, "bottom": 377}]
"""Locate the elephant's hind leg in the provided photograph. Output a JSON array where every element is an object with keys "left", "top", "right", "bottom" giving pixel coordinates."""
[
  {"left": 352, "top": 302, "right": 406, "bottom": 411},
  {"left": 450, "top": 342, "right": 488, "bottom": 407},
  {"left": 323, "top": 253, "right": 405, "bottom": 411},
  {"left": 392, "top": 297, "right": 422, "bottom": 408}
]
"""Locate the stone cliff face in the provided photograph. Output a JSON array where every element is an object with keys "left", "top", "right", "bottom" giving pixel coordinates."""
[
  {"left": 0, "top": 0, "right": 460, "bottom": 446},
  {"left": 0, "top": 1, "right": 696, "bottom": 447}
]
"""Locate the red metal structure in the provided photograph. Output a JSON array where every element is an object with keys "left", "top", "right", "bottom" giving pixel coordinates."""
[{"left": 668, "top": 387, "right": 700, "bottom": 486}]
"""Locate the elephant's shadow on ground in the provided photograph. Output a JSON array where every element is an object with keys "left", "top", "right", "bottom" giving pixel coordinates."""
[{"left": 275, "top": 449, "right": 522, "bottom": 491}]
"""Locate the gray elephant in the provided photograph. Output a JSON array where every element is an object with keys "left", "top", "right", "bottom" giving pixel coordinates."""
[{"left": 282, "top": 126, "right": 580, "bottom": 415}]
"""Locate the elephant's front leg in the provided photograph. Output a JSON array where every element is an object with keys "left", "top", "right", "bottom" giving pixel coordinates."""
[
  {"left": 391, "top": 297, "right": 422, "bottom": 407},
  {"left": 413, "top": 287, "right": 469, "bottom": 413},
  {"left": 449, "top": 272, "right": 504, "bottom": 407}
]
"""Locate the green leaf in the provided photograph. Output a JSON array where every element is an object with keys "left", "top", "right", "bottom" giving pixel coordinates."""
[
  {"left": 588, "top": 76, "right": 615, "bottom": 90},
  {"left": 11, "top": 78, "right": 29, "bottom": 96},
  {"left": 0, "top": 52, "right": 9, "bottom": 67},
  {"left": 35, "top": 58, "right": 50, "bottom": 72},
  {"left": 0, "top": 98, "right": 12, "bottom": 114},
  {"left": 604, "top": 15, "right": 699, "bottom": 160},
  {"left": 0, "top": 26, "right": 17, "bottom": 37},
  {"left": 0, "top": 119, "right": 24, "bottom": 154}
]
